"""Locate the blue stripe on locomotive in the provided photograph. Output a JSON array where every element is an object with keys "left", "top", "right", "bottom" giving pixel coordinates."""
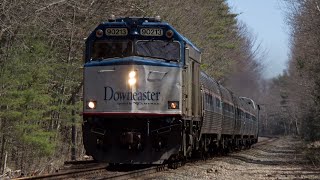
[{"left": 84, "top": 17, "right": 200, "bottom": 67}]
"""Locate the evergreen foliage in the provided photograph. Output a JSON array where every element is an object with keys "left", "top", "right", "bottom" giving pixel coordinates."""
[{"left": 0, "top": 32, "right": 57, "bottom": 159}]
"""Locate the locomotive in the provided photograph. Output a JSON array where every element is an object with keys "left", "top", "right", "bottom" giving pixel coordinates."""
[{"left": 82, "top": 16, "right": 259, "bottom": 164}]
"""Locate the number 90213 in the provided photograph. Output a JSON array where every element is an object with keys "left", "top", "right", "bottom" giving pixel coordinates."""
[
  {"left": 140, "top": 28, "right": 163, "bottom": 36},
  {"left": 106, "top": 28, "right": 128, "bottom": 36}
]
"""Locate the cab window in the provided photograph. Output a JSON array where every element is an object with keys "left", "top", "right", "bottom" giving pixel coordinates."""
[
  {"left": 136, "top": 40, "right": 180, "bottom": 61},
  {"left": 92, "top": 40, "right": 132, "bottom": 59}
]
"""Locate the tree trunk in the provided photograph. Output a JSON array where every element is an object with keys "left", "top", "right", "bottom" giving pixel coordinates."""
[
  {"left": 3, "top": 151, "right": 7, "bottom": 174},
  {"left": 283, "top": 121, "right": 287, "bottom": 135},
  {"left": 0, "top": 119, "right": 6, "bottom": 173},
  {"left": 293, "top": 115, "right": 300, "bottom": 135},
  {"left": 71, "top": 96, "right": 76, "bottom": 160}
]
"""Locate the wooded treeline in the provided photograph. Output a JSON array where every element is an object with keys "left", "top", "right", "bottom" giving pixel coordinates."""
[
  {"left": 0, "top": 0, "right": 263, "bottom": 175},
  {"left": 259, "top": 0, "right": 320, "bottom": 144}
]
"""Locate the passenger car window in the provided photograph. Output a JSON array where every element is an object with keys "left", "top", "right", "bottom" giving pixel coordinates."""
[{"left": 216, "top": 98, "right": 221, "bottom": 108}]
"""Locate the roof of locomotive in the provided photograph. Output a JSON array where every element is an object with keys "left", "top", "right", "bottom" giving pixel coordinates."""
[{"left": 86, "top": 17, "right": 201, "bottom": 53}]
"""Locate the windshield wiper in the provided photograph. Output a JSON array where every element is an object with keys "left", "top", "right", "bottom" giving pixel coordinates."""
[{"left": 138, "top": 55, "right": 178, "bottom": 62}]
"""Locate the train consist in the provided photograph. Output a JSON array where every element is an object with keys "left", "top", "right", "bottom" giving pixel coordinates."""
[{"left": 82, "top": 17, "right": 259, "bottom": 164}]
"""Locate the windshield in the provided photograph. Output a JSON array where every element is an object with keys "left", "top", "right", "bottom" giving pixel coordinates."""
[
  {"left": 91, "top": 40, "right": 132, "bottom": 59},
  {"left": 136, "top": 40, "right": 180, "bottom": 61}
]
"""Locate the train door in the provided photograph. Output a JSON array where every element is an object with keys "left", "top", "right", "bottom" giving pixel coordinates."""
[{"left": 183, "top": 46, "right": 201, "bottom": 119}]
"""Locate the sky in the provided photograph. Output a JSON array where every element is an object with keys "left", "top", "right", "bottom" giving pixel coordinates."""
[{"left": 227, "top": 0, "right": 290, "bottom": 79}]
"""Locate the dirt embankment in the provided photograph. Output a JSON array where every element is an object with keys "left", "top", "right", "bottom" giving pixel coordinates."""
[{"left": 139, "top": 137, "right": 320, "bottom": 180}]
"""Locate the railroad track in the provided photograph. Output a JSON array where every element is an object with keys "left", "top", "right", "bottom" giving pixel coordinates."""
[
  {"left": 15, "top": 137, "right": 275, "bottom": 180},
  {"left": 15, "top": 162, "right": 168, "bottom": 180},
  {"left": 16, "top": 161, "right": 108, "bottom": 180},
  {"left": 253, "top": 136, "right": 279, "bottom": 147}
]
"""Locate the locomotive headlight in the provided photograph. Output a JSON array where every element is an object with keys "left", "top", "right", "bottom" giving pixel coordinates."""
[
  {"left": 87, "top": 101, "right": 96, "bottom": 109},
  {"left": 128, "top": 70, "right": 137, "bottom": 86},
  {"left": 128, "top": 78, "right": 137, "bottom": 86},
  {"left": 129, "top": 71, "right": 136, "bottom": 78},
  {"left": 168, "top": 101, "right": 179, "bottom": 109}
]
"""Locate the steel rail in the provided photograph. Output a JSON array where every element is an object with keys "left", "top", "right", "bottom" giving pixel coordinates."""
[
  {"left": 15, "top": 163, "right": 168, "bottom": 180},
  {"left": 15, "top": 163, "right": 108, "bottom": 180}
]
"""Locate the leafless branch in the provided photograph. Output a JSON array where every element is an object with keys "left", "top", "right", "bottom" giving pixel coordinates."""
[
  {"left": 316, "top": 2, "right": 320, "bottom": 13},
  {"left": 35, "top": 0, "right": 67, "bottom": 13}
]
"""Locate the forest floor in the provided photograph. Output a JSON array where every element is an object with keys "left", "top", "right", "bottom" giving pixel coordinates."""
[{"left": 136, "top": 136, "right": 320, "bottom": 180}]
